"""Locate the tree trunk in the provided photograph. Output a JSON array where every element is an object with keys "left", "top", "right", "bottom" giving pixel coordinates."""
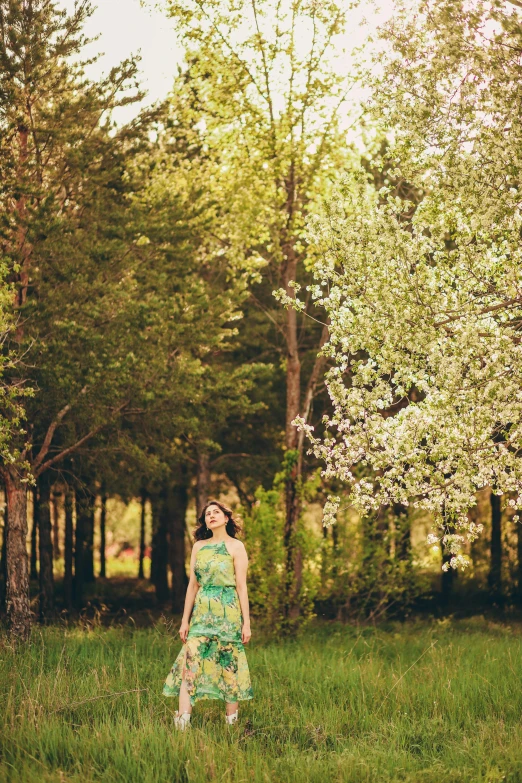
[
  {"left": 196, "top": 451, "right": 210, "bottom": 516},
  {"left": 99, "top": 494, "right": 107, "bottom": 578},
  {"left": 52, "top": 491, "right": 61, "bottom": 559},
  {"left": 150, "top": 490, "right": 169, "bottom": 603},
  {"left": 320, "top": 523, "right": 329, "bottom": 589},
  {"left": 282, "top": 244, "right": 303, "bottom": 624},
  {"left": 30, "top": 487, "right": 38, "bottom": 580},
  {"left": 0, "top": 492, "right": 7, "bottom": 613},
  {"left": 138, "top": 490, "right": 147, "bottom": 580},
  {"left": 331, "top": 518, "right": 339, "bottom": 580},
  {"left": 441, "top": 533, "right": 454, "bottom": 605},
  {"left": 38, "top": 472, "right": 55, "bottom": 622},
  {"left": 516, "top": 509, "right": 522, "bottom": 602},
  {"left": 468, "top": 500, "right": 481, "bottom": 570},
  {"left": 83, "top": 493, "right": 95, "bottom": 583},
  {"left": 63, "top": 484, "right": 74, "bottom": 611},
  {"left": 74, "top": 490, "right": 91, "bottom": 609},
  {"left": 3, "top": 469, "right": 31, "bottom": 639},
  {"left": 488, "top": 491, "right": 502, "bottom": 599},
  {"left": 169, "top": 477, "right": 189, "bottom": 614}
]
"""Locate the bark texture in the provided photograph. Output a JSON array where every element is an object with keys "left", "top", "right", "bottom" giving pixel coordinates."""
[
  {"left": 0, "top": 496, "right": 7, "bottom": 613},
  {"left": 151, "top": 490, "right": 169, "bottom": 603},
  {"left": 3, "top": 469, "right": 31, "bottom": 639},
  {"left": 138, "top": 491, "right": 147, "bottom": 580},
  {"left": 489, "top": 491, "right": 502, "bottom": 599},
  {"left": 63, "top": 484, "right": 74, "bottom": 611},
  {"left": 83, "top": 494, "right": 95, "bottom": 583},
  {"left": 282, "top": 246, "right": 303, "bottom": 624},
  {"left": 441, "top": 532, "right": 454, "bottom": 604},
  {"left": 518, "top": 513, "right": 522, "bottom": 603},
  {"left": 74, "top": 489, "right": 92, "bottom": 609},
  {"left": 30, "top": 487, "right": 38, "bottom": 579},
  {"left": 52, "top": 491, "right": 61, "bottom": 558},
  {"left": 38, "top": 472, "right": 55, "bottom": 622},
  {"left": 99, "top": 494, "right": 107, "bottom": 578}
]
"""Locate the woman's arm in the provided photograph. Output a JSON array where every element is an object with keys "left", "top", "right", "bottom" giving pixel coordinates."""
[
  {"left": 233, "top": 542, "right": 251, "bottom": 644},
  {"left": 179, "top": 544, "right": 200, "bottom": 643}
]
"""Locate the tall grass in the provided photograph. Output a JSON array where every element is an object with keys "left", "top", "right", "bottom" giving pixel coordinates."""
[{"left": 1, "top": 617, "right": 522, "bottom": 782}]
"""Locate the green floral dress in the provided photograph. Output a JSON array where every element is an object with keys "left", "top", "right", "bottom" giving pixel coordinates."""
[{"left": 162, "top": 540, "right": 254, "bottom": 705}]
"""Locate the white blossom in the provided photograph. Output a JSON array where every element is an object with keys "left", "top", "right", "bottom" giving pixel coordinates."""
[{"left": 297, "top": 0, "right": 522, "bottom": 565}]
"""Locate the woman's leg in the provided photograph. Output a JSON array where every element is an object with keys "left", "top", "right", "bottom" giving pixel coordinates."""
[
  {"left": 178, "top": 644, "right": 193, "bottom": 715},
  {"left": 225, "top": 701, "right": 238, "bottom": 716},
  {"left": 179, "top": 676, "right": 192, "bottom": 714}
]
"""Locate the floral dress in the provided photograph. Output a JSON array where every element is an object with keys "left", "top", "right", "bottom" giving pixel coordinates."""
[{"left": 162, "top": 540, "right": 254, "bottom": 705}]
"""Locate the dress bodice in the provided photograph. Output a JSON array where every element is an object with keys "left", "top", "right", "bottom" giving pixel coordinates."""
[{"left": 195, "top": 541, "right": 236, "bottom": 588}]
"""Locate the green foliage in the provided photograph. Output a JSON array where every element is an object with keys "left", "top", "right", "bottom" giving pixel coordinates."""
[
  {"left": 0, "top": 0, "right": 268, "bottom": 497},
  {"left": 156, "top": 0, "right": 354, "bottom": 507},
  {"left": 312, "top": 498, "right": 432, "bottom": 621},
  {"left": 242, "top": 482, "right": 321, "bottom": 632},
  {"left": 243, "top": 487, "right": 286, "bottom": 631},
  {"left": 0, "top": 0, "right": 150, "bottom": 478}
]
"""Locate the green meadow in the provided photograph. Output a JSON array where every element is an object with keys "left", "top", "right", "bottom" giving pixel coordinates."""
[{"left": 1, "top": 617, "right": 522, "bottom": 783}]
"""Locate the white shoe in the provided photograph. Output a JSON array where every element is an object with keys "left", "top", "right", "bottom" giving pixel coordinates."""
[
  {"left": 174, "top": 710, "right": 191, "bottom": 730},
  {"left": 225, "top": 709, "right": 239, "bottom": 725}
]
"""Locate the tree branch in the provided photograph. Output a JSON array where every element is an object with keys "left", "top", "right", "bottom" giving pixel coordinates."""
[
  {"left": 297, "top": 322, "right": 330, "bottom": 465},
  {"left": 434, "top": 295, "right": 522, "bottom": 328},
  {"left": 210, "top": 452, "right": 251, "bottom": 467},
  {"left": 34, "top": 399, "right": 130, "bottom": 476},
  {"left": 32, "top": 386, "right": 88, "bottom": 472}
]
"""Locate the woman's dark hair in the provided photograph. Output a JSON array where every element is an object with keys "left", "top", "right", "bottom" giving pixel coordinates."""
[{"left": 194, "top": 500, "right": 243, "bottom": 541}]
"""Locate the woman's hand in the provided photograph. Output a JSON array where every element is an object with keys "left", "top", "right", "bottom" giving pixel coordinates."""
[
  {"left": 241, "top": 623, "right": 251, "bottom": 644},
  {"left": 179, "top": 620, "right": 190, "bottom": 643}
]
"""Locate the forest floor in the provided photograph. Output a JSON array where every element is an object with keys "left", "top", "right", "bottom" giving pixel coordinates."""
[{"left": 1, "top": 616, "right": 522, "bottom": 782}]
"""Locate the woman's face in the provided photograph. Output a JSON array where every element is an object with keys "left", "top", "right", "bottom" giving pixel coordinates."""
[{"left": 205, "top": 504, "right": 228, "bottom": 532}]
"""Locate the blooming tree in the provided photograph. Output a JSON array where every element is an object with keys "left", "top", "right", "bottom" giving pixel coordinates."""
[{"left": 292, "top": 0, "right": 522, "bottom": 568}]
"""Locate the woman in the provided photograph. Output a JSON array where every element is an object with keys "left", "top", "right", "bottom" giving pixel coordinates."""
[{"left": 162, "top": 500, "right": 253, "bottom": 729}]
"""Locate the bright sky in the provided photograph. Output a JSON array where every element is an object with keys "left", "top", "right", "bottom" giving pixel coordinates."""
[
  {"left": 57, "top": 0, "right": 394, "bottom": 125},
  {"left": 58, "top": 0, "right": 184, "bottom": 124}
]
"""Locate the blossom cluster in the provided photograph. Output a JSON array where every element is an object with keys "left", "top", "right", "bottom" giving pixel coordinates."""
[{"left": 295, "top": 0, "right": 522, "bottom": 564}]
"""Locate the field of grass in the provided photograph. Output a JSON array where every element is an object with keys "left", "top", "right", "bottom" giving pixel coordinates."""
[{"left": 1, "top": 616, "right": 522, "bottom": 782}]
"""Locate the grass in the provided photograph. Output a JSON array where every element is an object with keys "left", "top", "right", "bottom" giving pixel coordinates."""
[{"left": 1, "top": 616, "right": 522, "bottom": 782}]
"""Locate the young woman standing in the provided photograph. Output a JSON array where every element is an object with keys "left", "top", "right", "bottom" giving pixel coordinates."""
[{"left": 162, "top": 500, "right": 253, "bottom": 728}]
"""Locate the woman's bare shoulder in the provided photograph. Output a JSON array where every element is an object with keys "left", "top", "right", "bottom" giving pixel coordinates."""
[{"left": 228, "top": 538, "right": 247, "bottom": 554}]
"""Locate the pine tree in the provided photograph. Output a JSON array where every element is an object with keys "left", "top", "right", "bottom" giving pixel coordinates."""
[{"left": 0, "top": 0, "right": 144, "bottom": 637}]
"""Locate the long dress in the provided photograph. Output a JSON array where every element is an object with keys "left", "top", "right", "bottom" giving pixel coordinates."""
[{"left": 162, "top": 540, "right": 254, "bottom": 705}]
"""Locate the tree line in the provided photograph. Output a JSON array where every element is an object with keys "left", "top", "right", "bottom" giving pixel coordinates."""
[
  {"left": 2, "top": 0, "right": 522, "bottom": 640},
  {"left": 0, "top": 0, "right": 352, "bottom": 639}
]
